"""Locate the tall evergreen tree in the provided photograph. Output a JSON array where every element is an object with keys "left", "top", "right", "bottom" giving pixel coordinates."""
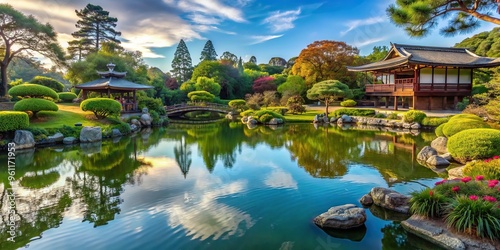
[
  {"left": 249, "top": 56, "right": 257, "bottom": 64},
  {"left": 200, "top": 40, "right": 218, "bottom": 61},
  {"left": 237, "top": 57, "right": 244, "bottom": 75},
  {"left": 171, "top": 39, "right": 193, "bottom": 83},
  {"left": 70, "top": 4, "right": 121, "bottom": 52}
]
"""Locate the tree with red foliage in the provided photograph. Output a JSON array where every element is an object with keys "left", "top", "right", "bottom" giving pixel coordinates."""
[
  {"left": 165, "top": 77, "right": 179, "bottom": 90},
  {"left": 252, "top": 76, "right": 276, "bottom": 93}
]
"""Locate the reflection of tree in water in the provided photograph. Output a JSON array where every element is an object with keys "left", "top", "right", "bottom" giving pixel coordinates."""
[
  {"left": 174, "top": 136, "right": 192, "bottom": 178},
  {"left": 17, "top": 148, "right": 65, "bottom": 189},
  {"left": 381, "top": 222, "right": 410, "bottom": 249}
]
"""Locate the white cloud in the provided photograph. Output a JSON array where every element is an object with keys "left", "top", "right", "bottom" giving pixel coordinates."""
[
  {"left": 249, "top": 34, "right": 283, "bottom": 45},
  {"left": 341, "top": 16, "right": 387, "bottom": 36},
  {"left": 351, "top": 37, "right": 387, "bottom": 48},
  {"left": 264, "top": 170, "right": 298, "bottom": 189},
  {"left": 176, "top": 0, "right": 246, "bottom": 23},
  {"left": 263, "top": 8, "right": 301, "bottom": 33}
]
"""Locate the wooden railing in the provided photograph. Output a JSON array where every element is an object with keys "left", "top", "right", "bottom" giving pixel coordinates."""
[
  {"left": 416, "top": 83, "right": 472, "bottom": 92},
  {"left": 366, "top": 78, "right": 414, "bottom": 93}
]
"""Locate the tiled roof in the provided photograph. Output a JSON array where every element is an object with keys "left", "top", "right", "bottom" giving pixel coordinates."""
[{"left": 75, "top": 77, "right": 154, "bottom": 90}]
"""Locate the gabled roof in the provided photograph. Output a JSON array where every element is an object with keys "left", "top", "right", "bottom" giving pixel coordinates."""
[
  {"left": 347, "top": 43, "right": 500, "bottom": 72},
  {"left": 75, "top": 77, "right": 153, "bottom": 91}
]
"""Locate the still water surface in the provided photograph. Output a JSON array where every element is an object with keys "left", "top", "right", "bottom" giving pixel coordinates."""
[{"left": 0, "top": 122, "right": 445, "bottom": 250}]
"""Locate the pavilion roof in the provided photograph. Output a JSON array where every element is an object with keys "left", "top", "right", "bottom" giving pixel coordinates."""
[
  {"left": 75, "top": 77, "right": 153, "bottom": 91},
  {"left": 347, "top": 43, "right": 500, "bottom": 72}
]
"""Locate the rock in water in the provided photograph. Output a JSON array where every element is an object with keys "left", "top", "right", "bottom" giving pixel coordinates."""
[
  {"left": 370, "top": 187, "right": 410, "bottom": 214},
  {"left": 80, "top": 126, "right": 102, "bottom": 143},
  {"left": 431, "top": 136, "right": 448, "bottom": 154},
  {"left": 417, "top": 146, "right": 437, "bottom": 162},
  {"left": 313, "top": 204, "right": 366, "bottom": 229},
  {"left": 14, "top": 130, "right": 35, "bottom": 149}
]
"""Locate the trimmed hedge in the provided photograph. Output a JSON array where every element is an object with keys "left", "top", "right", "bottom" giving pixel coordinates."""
[
  {"left": 331, "top": 108, "right": 375, "bottom": 117},
  {"left": 58, "top": 92, "right": 77, "bottom": 102},
  {"left": 422, "top": 117, "right": 449, "bottom": 127},
  {"left": 435, "top": 123, "right": 445, "bottom": 137},
  {"left": 254, "top": 110, "right": 284, "bottom": 119},
  {"left": 14, "top": 98, "right": 58, "bottom": 118},
  {"left": 442, "top": 118, "right": 490, "bottom": 137},
  {"left": 30, "top": 76, "right": 65, "bottom": 92},
  {"left": 448, "top": 114, "right": 483, "bottom": 122},
  {"left": 228, "top": 99, "right": 246, "bottom": 111},
  {"left": 448, "top": 129, "right": 500, "bottom": 163},
  {"left": 340, "top": 99, "right": 357, "bottom": 107},
  {"left": 81, "top": 98, "right": 121, "bottom": 119},
  {"left": 403, "top": 110, "right": 427, "bottom": 123},
  {"left": 8, "top": 84, "right": 58, "bottom": 100},
  {"left": 0, "top": 111, "right": 29, "bottom": 132}
]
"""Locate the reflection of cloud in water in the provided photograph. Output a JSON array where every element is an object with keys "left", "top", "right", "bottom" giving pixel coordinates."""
[
  {"left": 264, "top": 170, "right": 298, "bottom": 190},
  {"left": 166, "top": 177, "right": 254, "bottom": 240}
]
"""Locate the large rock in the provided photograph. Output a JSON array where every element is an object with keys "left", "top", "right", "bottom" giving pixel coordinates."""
[
  {"left": 313, "top": 204, "right": 366, "bottom": 229},
  {"left": 47, "top": 132, "right": 64, "bottom": 143},
  {"left": 140, "top": 113, "right": 152, "bottom": 127},
  {"left": 14, "top": 130, "right": 35, "bottom": 149},
  {"left": 417, "top": 146, "right": 438, "bottom": 162},
  {"left": 448, "top": 166, "right": 465, "bottom": 180},
  {"left": 431, "top": 137, "right": 448, "bottom": 154},
  {"left": 313, "top": 115, "right": 321, "bottom": 123},
  {"left": 370, "top": 187, "right": 410, "bottom": 214},
  {"left": 241, "top": 116, "right": 249, "bottom": 124},
  {"left": 111, "top": 129, "right": 122, "bottom": 138},
  {"left": 410, "top": 123, "right": 421, "bottom": 130},
  {"left": 63, "top": 137, "right": 77, "bottom": 145},
  {"left": 359, "top": 194, "right": 373, "bottom": 206},
  {"left": 426, "top": 155, "right": 450, "bottom": 167},
  {"left": 248, "top": 117, "right": 258, "bottom": 125},
  {"left": 80, "top": 126, "right": 102, "bottom": 143}
]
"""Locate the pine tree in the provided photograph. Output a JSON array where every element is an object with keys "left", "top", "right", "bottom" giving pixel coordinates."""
[
  {"left": 171, "top": 39, "right": 193, "bottom": 83},
  {"left": 249, "top": 56, "right": 257, "bottom": 64},
  {"left": 200, "top": 40, "right": 217, "bottom": 61},
  {"left": 70, "top": 4, "right": 121, "bottom": 52},
  {"left": 237, "top": 57, "right": 244, "bottom": 75}
]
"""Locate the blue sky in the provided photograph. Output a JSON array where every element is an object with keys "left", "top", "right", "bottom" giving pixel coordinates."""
[{"left": 3, "top": 0, "right": 498, "bottom": 72}]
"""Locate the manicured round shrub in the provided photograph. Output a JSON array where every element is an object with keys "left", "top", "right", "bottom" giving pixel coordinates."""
[
  {"left": 81, "top": 98, "right": 121, "bottom": 119},
  {"left": 0, "top": 111, "right": 29, "bottom": 132},
  {"left": 403, "top": 110, "right": 427, "bottom": 123},
  {"left": 58, "top": 92, "right": 77, "bottom": 102},
  {"left": 228, "top": 99, "right": 246, "bottom": 111},
  {"left": 14, "top": 98, "right": 58, "bottom": 118},
  {"left": 435, "top": 123, "right": 445, "bottom": 137},
  {"left": 187, "top": 90, "right": 215, "bottom": 103},
  {"left": 340, "top": 99, "right": 357, "bottom": 107},
  {"left": 254, "top": 110, "right": 284, "bottom": 120},
  {"left": 422, "top": 117, "right": 449, "bottom": 127},
  {"left": 448, "top": 114, "right": 483, "bottom": 122},
  {"left": 442, "top": 118, "right": 490, "bottom": 137},
  {"left": 30, "top": 76, "right": 65, "bottom": 92},
  {"left": 8, "top": 84, "right": 58, "bottom": 100},
  {"left": 448, "top": 129, "right": 500, "bottom": 163},
  {"left": 259, "top": 113, "right": 274, "bottom": 123}
]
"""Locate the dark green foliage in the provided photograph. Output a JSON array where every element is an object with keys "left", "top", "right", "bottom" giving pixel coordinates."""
[
  {"left": 30, "top": 76, "right": 65, "bottom": 92},
  {"left": 472, "top": 85, "right": 489, "bottom": 95},
  {"left": 286, "top": 95, "right": 306, "bottom": 114},
  {"left": 421, "top": 117, "right": 449, "bottom": 127},
  {"left": 0, "top": 111, "right": 29, "bottom": 132},
  {"left": 8, "top": 83, "right": 58, "bottom": 100},
  {"left": 373, "top": 113, "right": 386, "bottom": 118},
  {"left": 387, "top": 112, "right": 399, "bottom": 120},
  {"left": 113, "top": 122, "right": 131, "bottom": 134},
  {"left": 200, "top": 40, "right": 217, "bottom": 61},
  {"left": 435, "top": 123, "right": 445, "bottom": 137},
  {"left": 14, "top": 98, "right": 58, "bottom": 118},
  {"left": 171, "top": 39, "right": 193, "bottom": 83},
  {"left": 442, "top": 116, "right": 489, "bottom": 137},
  {"left": 351, "top": 88, "right": 365, "bottom": 100},
  {"left": 58, "top": 92, "right": 77, "bottom": 102},
  {"left": 445, "top": 196, "right": 500, "bottom": 240},
  {"left": 187, "top": 90, "right": 214, "bottom": 103},
  {"left": 410, "top": 188, "right": 448, "bottom": 218},
  {"left": 212, "top": 97, "right": 230, "bottom": 105},
  {"left": 331, "top": 108, "right": 375, "bottom": 117},
  {"left": 402, "top": 110, "right": 427, "bottom": 123},
  {"left": 138, "top": 96, "right": 165, "bottom": 115},
  {"left": 456, "top": 97, "right": 469, "bottom": 111},
  {"left": 57, "top": 125, "right": 82, "bottom": 137},
  {"left": 25, "top": 127, "right": 49, "bottom": 141},
  {"left": 448, "top": 129, "right": 500, "bottom": 163},
  {"left": 259, "top": 113, "right": 274, "bottom": 123},
  {"left": 340, "top": 99, "right": 357, "bottom": 107},
  {"left": 80, "top": 98, "right": 121, "bottom": 119},
  {"left": 254, "top": 110, "right": 284, "bottom": 120}
]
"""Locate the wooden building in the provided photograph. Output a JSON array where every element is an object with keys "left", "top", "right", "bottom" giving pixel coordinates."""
[
  {"left": 75, "top": 63, "right": 153, "bottom": 112},
  {"left": 347, "top": 43, "right": 500, "bottom": 110}
]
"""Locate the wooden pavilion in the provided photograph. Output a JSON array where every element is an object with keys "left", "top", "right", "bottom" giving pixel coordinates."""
[
  {"left": 75, "top": 63, "right": 153, "bottom": 112},
  {"left": 347, "top": 43, "right": 500, "bottom": 110}
]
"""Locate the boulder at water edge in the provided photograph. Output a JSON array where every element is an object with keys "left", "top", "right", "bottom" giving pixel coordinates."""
[
  {"left": 313, "top": 204, "right": 366, "bottom": 229},
  {"left": 140, "top": 113, "right": 152, "bottom": 127},
  {"left": 14, "top": 130, "right": 35, "bottom": 149},
  {"left": 63, "top": 137, "right": 77, "bottom": 145},
  {"left": 417, "top": 146, "right": 437, "bottom": 162},
  {"left": 359, "top": 194, "right": 373, "bottom": 206},
  {"left": 426, "top": 155, "right": 450, "bottom": 167},
  {"left": 80, "top": 126, "right": 102, "bottom": 143},
  {"left": 47, "top": 132, "right": 64, "bottom": 143},
  {"left": 370, "top": 187, "right": 410, "bottom": 214},
  {"left": 431, "top": 137, "right": 448, "bottom": 154}
]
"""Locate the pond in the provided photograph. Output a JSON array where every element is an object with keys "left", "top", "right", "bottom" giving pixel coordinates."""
[{"left": 0, "top": 122, "right": 446, "bottom": 250}]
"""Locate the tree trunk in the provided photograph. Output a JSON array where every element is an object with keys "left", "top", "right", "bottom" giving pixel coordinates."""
[
  {"left": 0, "top": 64, "right": 7, "bottom": 97},
  {"left": 325, "top": 99, "right": 329, "bottom": 117}
]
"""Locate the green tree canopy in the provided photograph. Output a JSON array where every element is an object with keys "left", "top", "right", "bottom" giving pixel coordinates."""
[
  {"left": 200, "top": 40, "right": 218, "bottom": 61},
  {"left": 0, "top": 4, "right": 65, "bottom": 97},
  {"left": 194, "top": 76, "right": 221, "bottom": 96},
  {"left": 387, "top": 0, "right": 500, "bottom": 37},
  {"left": 171, "top": 39, "right": 193, "bottom": 83},
  {"left": 220, "top": 51, "right": 238, "bottom": 66},
  {"left": 306, "top": 80, "right": 353, "bottom": 115},
  {"left": 71, "top": 4, "right": 121, "bottom": 52},
  {"left": 187, "top": 90, "right": 215, "bottom": 103},
  {"left": 191, "top": 60, "right": 239, "bottom": 99},
  {"left": 277, "top": 75, "right": 306, "bottom": 96},
  {"left": 30, "top": 76, "right": 65, "bottom": 92}
]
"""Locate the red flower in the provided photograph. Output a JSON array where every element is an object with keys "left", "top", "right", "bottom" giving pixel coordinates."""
[
  {"left": 488, "top": 180, "right": 499, "bottom": 188},
  {"left": 461, "top": 176, "right": 472, "bottom": 183},
  {"left": 475, "top": 175, "right": 484, "bottom": 181},
  {"left": 483, "top": 196, "right": 497, "bottom": 203},
  {"left": 429, "top": 190, "right": 434, "bottom": 196},
  {"left": 493, "top": 155, "right": 499, "bottom": 159},
  {"left": 469, "top": 195, "right": 478, "bottom": 201},
  {"left": 452, "top": 186, "right": 460, "bottom": 192},
  {"left": 435, "top": 180, "right": 446, "bottom": 186}
]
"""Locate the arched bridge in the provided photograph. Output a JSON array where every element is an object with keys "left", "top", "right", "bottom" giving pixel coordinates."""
[{"left": 165, "top": 103, "right": 232, "bottom": 117}]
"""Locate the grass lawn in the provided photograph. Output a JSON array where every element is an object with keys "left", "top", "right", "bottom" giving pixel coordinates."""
[
  {"left": 29, "top": 103, "right": 103, "bottom": 129},
  {"left": 283, "top": 110, "right": 323, "bottom": 123}
]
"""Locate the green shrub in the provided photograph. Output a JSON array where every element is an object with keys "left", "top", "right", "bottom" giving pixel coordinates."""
[
  {"left": 471, "top": 84, "right": 489, "bottom": 95},
  {"left": 228, "top": 99, "right": 246, "bottom": 111},
  {"left": 286, "top": 95, "right": 305, "bottom": 114},
  {"left": 112, "top": 122, "right": 131, "bottom": 134},
  {"left": 240, "top": 110, "right": 256, "bottom": 117},
  {"left": 30, "top": 76, "right": 65, "bottom": 92},
  {"left": 58, "top": 92, "right": 77, "bottom": 102},
  {"left": 442, "top": 118, "right": 489, "bottom": 137},
  {"left": 410, "top": 188, "right": 449, "bottom": 218},
  {"left": 331, "top": 108, "right": 375, "bottom": 117},
  {"left": 456, "top": 98, "right": 470, "bottom": 111},
  {"left": 463, "top": 158, "right": 500, "bottom": 180},
  {"left": 373, "top": 113, "right": 386, "bottom": 118},
  {"left": 449, "top": 114, "right": 483, "bottom": 122},
  {"left": 340, "top": 99, "right": 357, "bottom": 107},
  {"left": 25, "top": 127, "right": 49, "bottom": 141},
  {"left": 14, "top": 98, "right": 58, "bottom": 118},
  {"left": 422, "top": 117, "right": 449, "bottom": 127},
  {"left": 213, "top": 97, "right": 230, "bottom": 105},
  {"left": 445, "top": 196, "right": 500, "bottom": 240},
  {"left": 124, "top": 115, "right": 141, "bottom": 123},
  {"left": 8, "top": 84, "right": 58, "bottom": 100},
  {"left": 435, "top": 123, "right": 446, "bottom": 137},
  {"left": 448, "top": 129, "right": 500, "bottom": 163},
  {"left": 57, "top": 125, "right": 81, "bottom": 138},
  {"left": 187, "top": 90, "right": 215, "bottom": 103},
  {"left": 403, "top": 110, "right": 427, "bottom": 123},
  {"left": 138, "top": 96, "right": 166, "bottom": 115},
  {"left": 387, "top": 112, "right": 399, "bottom": 120},
  {"left": 0, "top": 111, "right": 29, "bottom": 132},
  {"left": 259, "top": 114, "right": 274, "bottom": 123},
  {"left": 81, "top": 98, "right": 121, "bottom": 119},
  {"left": 254, "top": 110, "right": 284, "bottom": 120}
]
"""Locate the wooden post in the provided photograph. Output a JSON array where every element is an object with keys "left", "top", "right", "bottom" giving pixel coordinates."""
[
  {"left": 82, "top": 90, "right": 87, "bottom": 99},
  {"left": 454, "top": 96, "right": 458, "bottom": 109},
  {"left": 444, "top": 67, "right": 448, "bottom": 91},
  {"left": 443, "top": 97, "right": 447, "bottom": 110},
  {"left": 107, "top": 88, "right": 111, "bottom": 97},
  {"left": 133, "top": 90, "right": 137, "bottom": 111},
  {"left": 431, "top": 66, "right": 434, "bottom": 91},
  {"left": 412, "top": 96, "right": 417, "bottom": 109},
  {"left": 385, "top": 97, "right": 388, "bottom": 108},
  {"left": 457, "top": 68, "right": 460, "bottom": 90},
  {"left": 394, "top": 96, "right": 398, "bottom": 110}
]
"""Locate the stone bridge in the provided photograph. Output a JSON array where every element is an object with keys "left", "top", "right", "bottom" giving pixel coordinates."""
[{"left": 165, "top": 103, "right": 232, "bottom": 117}]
